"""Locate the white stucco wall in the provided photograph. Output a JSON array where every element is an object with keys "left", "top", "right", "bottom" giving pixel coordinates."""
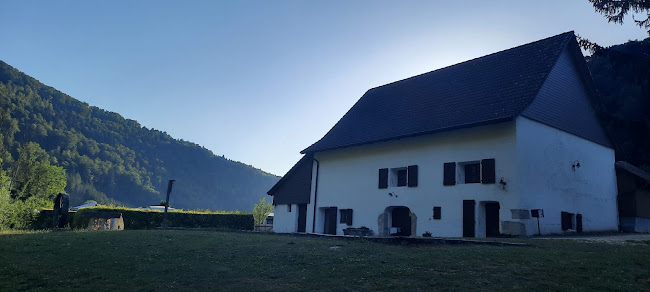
[
  {"left": 296, "top": 117, "right": 618, "bottom": 238},
  {"left": 305, "top": 122, "right": 519, "bottom": 238},
  {"left": 272, "top": 204, "right": 298, "bottom": 233},
  {"left": 515, "top": 117, "right": 618, "bottom": 235}
]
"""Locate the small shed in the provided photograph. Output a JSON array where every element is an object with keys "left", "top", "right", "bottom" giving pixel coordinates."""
[
  {"left": 616, "top": 161, "right": 650, "bottom": 232},
  {"left": 83, "top": 212, "right": 125, "bottom": 231}
]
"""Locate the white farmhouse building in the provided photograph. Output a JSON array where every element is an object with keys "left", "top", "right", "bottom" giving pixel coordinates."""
[{"left": 268, "top": 32, "right": 619, "bottom": 238}]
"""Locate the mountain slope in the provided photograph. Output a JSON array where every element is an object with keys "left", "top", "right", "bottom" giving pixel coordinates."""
[
  {"left": 585, "top": 37, "right": 650, "bottom": 168},
  {"left": 0, "top": 61, "right": 279, "bottom": 211}
]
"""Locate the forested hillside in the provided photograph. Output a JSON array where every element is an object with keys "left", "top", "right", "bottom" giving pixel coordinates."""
[
  {"left": 586, "top": 37, "right": 650, "bottom": 169},
  {"left": 0, "top": 61, "right": 279, "bottom": 211}
]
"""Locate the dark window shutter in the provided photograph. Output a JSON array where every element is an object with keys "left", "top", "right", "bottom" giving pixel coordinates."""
[
  {"left": 347, "top": 209, "right": 353, "bottom": 226},
  {"left": 433, "top": 207, "right": 441, "bottom": 219},
  {"left": 481, "top": 159, "right": 495, "bottom": 184},
  {"left": 561, "top": 212, "right": 569, "bottom": 231},
  {"left": 443, "top": 163, "right": 456, "bottom": 186},
  {"left": 379, "top": 168, "right": 388, "bottom": 189},
  {"left": 407, "top": 165, "right": 418, "bottom": 187}
]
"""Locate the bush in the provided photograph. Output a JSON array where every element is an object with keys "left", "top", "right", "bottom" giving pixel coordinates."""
[
  {"left": 31, "top": 206, "right": 254, "bottom": 230},
  {"left": 2, "top": 197, "right": 51, "bottom": 230}
]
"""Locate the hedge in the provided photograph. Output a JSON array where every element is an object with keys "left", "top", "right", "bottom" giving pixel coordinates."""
[
  {"left": 32, "top": 207, "right": 253, "bottom": 231},
  {"left": 31, "top": 209, "right": 76, "bottom": 230}
]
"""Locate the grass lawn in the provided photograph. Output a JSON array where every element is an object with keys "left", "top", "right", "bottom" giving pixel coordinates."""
[{"left": 1, "top": 230, "right": 649, "bottom": 291}]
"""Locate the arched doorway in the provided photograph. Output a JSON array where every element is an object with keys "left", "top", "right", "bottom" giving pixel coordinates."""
[{"left": 378, "top": 206, "right": 416, "bottom": 237}]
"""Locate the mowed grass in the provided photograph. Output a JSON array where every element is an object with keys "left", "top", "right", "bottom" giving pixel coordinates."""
[{"left": 0, "top": 230, "right": 649, "bottom": 291}]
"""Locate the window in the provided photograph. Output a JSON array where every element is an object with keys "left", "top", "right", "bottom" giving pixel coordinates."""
[
  {"left": 448, "top": 158, "right": 496, "bottom": 185},
  {"left": 561, "top": 211, "right": 575, "bottom": 231},
  {"left": 433, "top": 207, "right": 441, "bottom": 219},
  {"left": 396, "top": 168, "right": 407, "bottom": 187},
  {"left": 340, "top": 209, "right": 353, "bottom": 225},
  {"left": 379, "top": 165, "right": 418, "bottom": 188},
  {"left": 464, "top": 162, "right": 481, "bottom": 183},
  {"left": 287, "top": 204, "right": 292, "bottom": 212}
]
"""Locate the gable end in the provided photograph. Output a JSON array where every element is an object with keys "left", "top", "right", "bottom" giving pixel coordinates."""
[{"left": 521, "top": 40, "right": 612, "bottom": 148}]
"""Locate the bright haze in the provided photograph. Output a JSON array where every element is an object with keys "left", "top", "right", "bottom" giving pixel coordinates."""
[{"left": 0, "top": 1, "right": 646, "bottom": 176}]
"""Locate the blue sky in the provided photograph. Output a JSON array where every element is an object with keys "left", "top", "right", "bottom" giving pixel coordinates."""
[{"left": 1, "top": 1, "right": 647, "bottom": 176}]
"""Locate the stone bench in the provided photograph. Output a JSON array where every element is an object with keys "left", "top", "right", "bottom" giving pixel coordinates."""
[{"left": 82, "top": 212, "right": 124, "bottom": 231}]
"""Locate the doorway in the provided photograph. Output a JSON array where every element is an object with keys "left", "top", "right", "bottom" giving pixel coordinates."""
[
  {"left": 485, "top": 202, "right": 500, "bottom": 237},
  {"left": 323, "top": 207, "right": 337, "bottom": 235},
  {"left": 391, "top": 207, "right": 412, "bottom": 236},
  {"left": 297, "top": 204, "right": 307, "bottom": 233},
  {"left": 463, "top": 200, "right": 475, "bottom": 237}
]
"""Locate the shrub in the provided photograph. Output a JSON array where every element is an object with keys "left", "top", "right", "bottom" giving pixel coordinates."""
[{"left": 252, "top": 197, "right": 272, "bottom": 226}]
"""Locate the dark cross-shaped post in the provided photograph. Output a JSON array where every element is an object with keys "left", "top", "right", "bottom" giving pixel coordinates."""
[{"left": 162, "top": 179, "right": 175, "bottom": 229}]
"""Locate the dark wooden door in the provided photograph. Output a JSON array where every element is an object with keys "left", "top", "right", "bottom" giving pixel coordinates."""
[
  {"left": 485, "top": 202, "right": 500, "bottom": 237},
  {"left": 391, "top": 207, "right": 411, "bottom": 236},
  {"left": 463, "top": 200, "right": 475, "bottom": 237},
  {"left": 297, "top": 204, "right": 307, "bottom": 233},
  {"left": 323, "top": 207, "right": 337, "bottom": 235}
]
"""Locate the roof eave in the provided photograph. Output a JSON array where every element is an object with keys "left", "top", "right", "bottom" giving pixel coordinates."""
[{"left": 301, "top": 116, "right": 515, "bottom": 154}]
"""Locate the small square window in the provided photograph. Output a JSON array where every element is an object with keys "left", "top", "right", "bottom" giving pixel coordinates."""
[
  {"left": 561, "top": 211, "right": 575, "bottom": 231},
  {"left": 433, "top": 207, "right": 441, "bottom": 220}
]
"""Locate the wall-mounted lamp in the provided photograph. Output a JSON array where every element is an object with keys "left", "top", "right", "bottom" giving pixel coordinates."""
[
  {"left": 499, "top": 177, "right": 507, "bottom": 190},
  {"left": 388, "top": 192, "right": 398, "bottom": 198},
  {"left": 572, "top": 160, "right": 581, "bottom": 171}
]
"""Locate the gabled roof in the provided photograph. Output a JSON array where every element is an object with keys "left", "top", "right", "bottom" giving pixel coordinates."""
[
  {"left": 267, "top": 154, "right": 313, "bottom": 205},
  {"left": 302, "top": 31, "right": 609, "bottom": 154},
  {"left": 616, "top": 161, "right": 650, "bottom": 184}
]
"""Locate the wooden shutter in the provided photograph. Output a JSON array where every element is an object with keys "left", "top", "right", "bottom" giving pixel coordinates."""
[
  {"left": 379, "top": 168, "right": 388, "bottom": 189},
  {"left": 561, "top": 212, "right": 569, "bottom": 231},
  {"left": 433, "top": 207, "right": 441, "bottom": 219},
  {"left": 407, "top": 165, "right": 418, "bottom": 187},
  {"left": 443, "top": 162, "right": 456, "bottom": 186},
  {"left": 481, "top": 158, "right": 495, "bottom": 184},
  {"left": 347, "top": 209, "right": 353, "bottom": 226}
]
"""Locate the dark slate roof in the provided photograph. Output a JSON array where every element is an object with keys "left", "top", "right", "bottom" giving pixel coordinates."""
[
  {"left": 521, "top": 39, "right": 612, "bottom": 148},
  {"left": 267, "top": 155, "right": 313, "bottom": 205},
  {"left": 616, "top": 161, "right": 650, "bottom": 184},
  {"left": 302, "top": 31, "right": 609, "bottom": 154}
]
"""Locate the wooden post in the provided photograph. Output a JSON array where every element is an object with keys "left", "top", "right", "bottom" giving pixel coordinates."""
[{"left": 162, "top": 179, "right": 175, "bottom": 229}]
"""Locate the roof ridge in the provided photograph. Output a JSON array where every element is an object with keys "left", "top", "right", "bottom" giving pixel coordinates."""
[{"left": 366, "top": 31, "right": 575, "bottom": 92}]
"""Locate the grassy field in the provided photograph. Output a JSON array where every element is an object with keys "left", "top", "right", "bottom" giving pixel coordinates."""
[{"left": 1, "top": 230, "right": 649, "bottom": 291}]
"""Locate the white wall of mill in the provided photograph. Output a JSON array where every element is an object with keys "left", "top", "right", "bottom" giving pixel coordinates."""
[
  {"left": 305, "top": 122, "right": 520, "bottom": 238},
  {"left": 272, "top": 204, "right": 298, "bottom": 233},
  {"left": 515, "top": 117, "right": 618, "bottom": 234}
]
